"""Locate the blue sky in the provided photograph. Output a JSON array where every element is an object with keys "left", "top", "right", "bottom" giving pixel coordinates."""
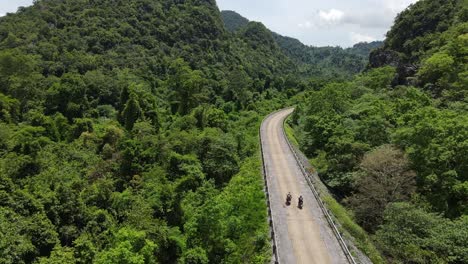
[{"left": 1, "top": 0, "right": 418, "bottom": 47}]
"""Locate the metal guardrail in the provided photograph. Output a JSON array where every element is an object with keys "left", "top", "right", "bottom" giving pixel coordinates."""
[{"left": 281, "top": 113, "right": 358, "bottom": 264}]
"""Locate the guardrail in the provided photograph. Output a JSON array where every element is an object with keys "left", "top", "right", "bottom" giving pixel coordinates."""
[{"left": 281, "top": 113, "right": 357, "bottom": 264}]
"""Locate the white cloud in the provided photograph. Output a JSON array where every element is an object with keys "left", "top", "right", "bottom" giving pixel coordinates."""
[
  {"left": 0, "top": 13, "right": 4, "bottom": 17},
  {"left": 298, "top": 21, "right": 313, "bottom": 28},
  {"left": 342, "top": 11, "right": 393, "bottom": 28},
  {"left": 350, "top": 32, "right": 377, "bottom": 43},
  {"left": 318, "top": 9, "right": 344, "bottom": 25},
  {"left": 300, "top": 6, "right": 396, "bottom": 31},
  {"left": 297, "top": 9, "right": 345, "bottom": 29}
]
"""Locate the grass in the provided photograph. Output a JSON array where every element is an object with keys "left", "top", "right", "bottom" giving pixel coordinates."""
[
  {"left": 284, "top": 122, "right": 299, "bottom": 147},
  {"left": 323, "top": 195, "right": 385, "bottom": 264}
]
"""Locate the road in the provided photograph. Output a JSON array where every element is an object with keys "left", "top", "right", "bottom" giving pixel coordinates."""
[{"left": 261, "top": 108, "right": 348, "bottom": 264}]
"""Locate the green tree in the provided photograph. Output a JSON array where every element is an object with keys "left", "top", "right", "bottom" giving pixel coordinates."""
[
  {"left": 225, "top": 68, "right": 253, "bottom": 109},
  {"left": 94, "top": 227, "right": 157, "bottom": 264},
  {"left": 0, "top": 93, "right": 19, "bottom": 122},
  {"left": 46, "top": 73, "right": 88, "bottom": 119},
  {"left": 37, "top": 246, "right": 76, "bottom": 264},
  {"left": 417, "top": 51, "right": 456, "bottom": 96},
  {"left": 347, "top": 145, "right": 416, "bottom": 231},
  {"left": 121, "top": 93, "right": 142, "bottom": 131},
  {"left": 376, "top": 202, "right": 468, "bottom": 263},
  {"left": 0, "top": 209, "right": 36, "bottom": 264},
  {"left": 393, "top": 107, "right": 468, "bottom": 217},
  {"left": 167, "top": 59, "right": 209, "bottom": 115},
  {"left": 182, "top": 247, "right": 209, "bottom": 264}
]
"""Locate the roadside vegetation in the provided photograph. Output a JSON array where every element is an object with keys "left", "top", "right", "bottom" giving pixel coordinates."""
[{"left": 290, "top": 0, "right": 468, "bottom": 262}]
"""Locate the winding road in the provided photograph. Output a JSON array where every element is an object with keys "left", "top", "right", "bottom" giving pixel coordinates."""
[{"left": 261, "top": 108, "right": 349, "bottom": 264}]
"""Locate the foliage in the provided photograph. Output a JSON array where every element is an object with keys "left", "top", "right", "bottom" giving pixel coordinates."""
[
  {"left": 393, "top": 107, "right": 468, "bottom": 217},
  {"left": 385, "top": 0, "right": 460, "bottom": 59},
  {"left": 1, "top": 0, "right": 465, "bottom": 263},
  {"left": 375, "top": 203, "right": 468, "bottom": 263},
  {"left": 284, "top": 116, "right": 384, "bottom": 263},
  {"left": 292, "top": 1, "right": 468, "bottom": 261},
  {"left": 221, "top": 10, "right": 383, "bottom": 79},
  {"left": 369, "top": 0, "right": 467, "bottom": 100},
  {"left": 182, "top": 157, "right": 270, "bottom": 263},
  {"left": 284, "top": 121, "right": 299, "bottom": 147},
  {"left": 94, "top": 228, "right": 157, "bottom": 264},
  {"left": 220, "top": 10, "right": 249, "bottom": 32},
  {"left": 322, "top": 196, "right": 384, "bottom": 264},
  {"left": 0, "top": 0, "right": 294, "bottom": 263},
  {"left": 346, "top": 145, "right": 416, "bottom": 231}
]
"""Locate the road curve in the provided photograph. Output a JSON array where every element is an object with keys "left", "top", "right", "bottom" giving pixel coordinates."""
[{"left": 261, "top": 108, "right": 348, "bottom": 264}]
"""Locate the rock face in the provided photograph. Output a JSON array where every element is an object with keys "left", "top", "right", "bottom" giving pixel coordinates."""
[
  {"left": 396, "top": 63, "right": 418, "bottom": 86},
  {"left": 366, "top": 0, "right": 463, "bottom": 89},
  {"left": 368, "top": 48, "right": 418, "bottom": 86},
  {"left": 368, "top": 48, "right": 401, "bottom": 68}
]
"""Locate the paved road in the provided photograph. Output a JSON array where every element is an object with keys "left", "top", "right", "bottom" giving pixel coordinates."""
[{"left": 261, "top": 108, "right": 348, "bottom": 264}]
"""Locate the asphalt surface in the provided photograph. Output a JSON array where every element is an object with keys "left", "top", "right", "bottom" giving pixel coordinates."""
[{"left": 261, "top": 108, "right": 349, "bottom": 264}]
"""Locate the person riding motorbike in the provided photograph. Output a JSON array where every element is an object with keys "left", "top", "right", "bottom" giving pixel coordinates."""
[
  {"left": 286, "top": 192, "right": 292, "bottom": 205},
  {"left": 298, "top": 195, "right": 303, "bottom": 208}
]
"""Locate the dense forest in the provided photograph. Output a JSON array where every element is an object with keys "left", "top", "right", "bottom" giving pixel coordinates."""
[
  {"left": 291, "top": 0, "right": 468, "bottom": 263},
  {"left": 221, "top": 10, "right": 383, "bottom": 78},
  {"left": 1, "top": 0, "right": 466, "bottom": 263},
  {"left": 0, "top": 0, "right": 302, "bottom": 263}
]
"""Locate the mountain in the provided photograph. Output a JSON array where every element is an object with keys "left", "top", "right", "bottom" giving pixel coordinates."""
[
  {"left": 291, "top": 0, "right": 468, "bottom": 262},
  {"left": 0, "top": 0, "right": 300, "bottom": 122},
  {"left": 0, "top": 0, "right": 297, "bottom": 263},
  {"left": 347, "top": 41, "right": 384, "bottom": 57},
  {"left": 2, "top": 0, "right": 465, "bottom": 263},
  {"left": 221, "top": 10, "right": 383, "bottom": 78},
  {"left": 369, "top": 0, "right": 467, "bottom": 101},
  {"left": 220, "top": 10, "right": 249, "bottom": 32}
]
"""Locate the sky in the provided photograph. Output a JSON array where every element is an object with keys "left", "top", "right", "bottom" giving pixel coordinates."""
[
  {"left": 1, "top": 0, "right": 418, "bottom": 47},
  {"left": 216, "top": 0, "right": 419, "bottom": 47},
  {"left": 0, "top": 0, "right": 33, "bottom": 17}
]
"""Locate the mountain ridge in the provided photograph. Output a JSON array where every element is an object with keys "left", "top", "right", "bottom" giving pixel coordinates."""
[{"left": 221, "top": 10, "right": 383, "bottom": 78}]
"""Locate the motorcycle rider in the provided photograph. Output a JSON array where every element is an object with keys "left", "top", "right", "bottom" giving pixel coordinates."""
[
  {"left": 286, "top": 192, "right": 292, "bottom": 205},
  {"left": 298, "top": 195, "right": 303, "bottom": 208}
]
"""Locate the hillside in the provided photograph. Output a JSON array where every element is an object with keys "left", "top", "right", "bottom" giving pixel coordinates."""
[
  {"left": 369, "top": 0, "right": 467, "bottom": 101},
  {"left": 221, "top": 10, "right": 383, "bottom": 78},
  {"left": 0, "top": 0, "right": 297, "bottom": 263},
  {"left": 1, "top": 0, "right": 466, "bottom": 263},
  {"left": 347, "top": 41, "right": 384, "bottom": 57},
  {"left": 220, "top": 10, "right": 249, "bottom": 32},
  {"left": 291, "top": 0, "right": 468, "bottom": 263}
]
